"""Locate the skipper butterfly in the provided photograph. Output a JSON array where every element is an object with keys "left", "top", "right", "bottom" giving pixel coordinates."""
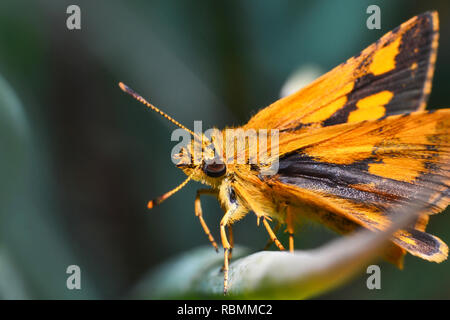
[{"left": 120, "top": 11, "right": 449, "bottom": 293}]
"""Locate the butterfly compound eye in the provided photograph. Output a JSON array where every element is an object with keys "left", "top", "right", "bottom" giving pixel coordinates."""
[{"left": 204, "top": 162, "right": 226, "bottom": 178}]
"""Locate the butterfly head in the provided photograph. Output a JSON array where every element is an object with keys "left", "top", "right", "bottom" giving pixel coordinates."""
[
  {"left": 119, "top": 82, "right": 227, "bottom": 208},
  {"left": 174, "top": 132, "right": 228, "bottom": 186}
]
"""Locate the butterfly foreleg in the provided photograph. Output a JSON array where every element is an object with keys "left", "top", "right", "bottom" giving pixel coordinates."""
[
  {"left": 220, "top": 225, "right": 234, "bottom": 272},
  {"left": 195, "top": 188, "right": 219, "bottom": 252},
  {"left": 220, "top": 207, "right": 237, "bottom": 294},
  {"left": 228, "top": 225, "right": 234, "bottom": 260}
]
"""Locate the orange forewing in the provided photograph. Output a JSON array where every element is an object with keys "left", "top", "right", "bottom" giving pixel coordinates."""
[{"left": 244, "top": 12, "right": 439, "bottom": 132}]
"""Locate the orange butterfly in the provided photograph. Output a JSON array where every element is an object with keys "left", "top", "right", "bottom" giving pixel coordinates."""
[{"left": 120, "top": 11, "right": 449, "bottom": 294}]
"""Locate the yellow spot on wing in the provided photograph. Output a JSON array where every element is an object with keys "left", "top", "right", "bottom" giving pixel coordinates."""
[
  {"left": 301, "top": 82, "right": 354, "bottom": 124},
  {"left": 302, "top": 96, "right": 347, "bottom": 123},
  {"left": 369, "top": 37, "right": 401, "bottom": 76},
  {"left": 348, "top": 90, "right": 393, "bottom": 123},
  {"left": 368, "top": 157, "right": 424, "bottom": 182},
  {"left": 394, "top": 230, "right": 417, "bottom": 246}
]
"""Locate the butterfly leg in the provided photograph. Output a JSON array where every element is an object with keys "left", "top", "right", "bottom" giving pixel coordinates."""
[
  {"left": 286, "top": 207, "right": 295, "bottom": 253},
  {"left": 220, "top": 225, "right": 234, "bottom": 272},
  {"left": 261, "top": 216, "right": 285, "bottom": 251},
  {"left": 263, "top": 221, "right": 280, "bottom": 250},
  {"left": 228, "top": 225, "right": 234, "bottom": 260},
  {"left": 195, "top": 188, "right": 219, "bottom": 252},
  {"left": 220, "top": 209, "right": 236, "bottom": 294}
]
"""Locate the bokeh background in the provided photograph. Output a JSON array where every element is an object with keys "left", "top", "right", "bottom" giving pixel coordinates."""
[{"left": 0, "top": 0, "right": 449, "bottom": 299}]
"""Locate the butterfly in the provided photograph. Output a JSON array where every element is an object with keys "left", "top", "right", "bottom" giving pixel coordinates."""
[{"left": 120, "top": 11, "right": 449, "bottom": 294}]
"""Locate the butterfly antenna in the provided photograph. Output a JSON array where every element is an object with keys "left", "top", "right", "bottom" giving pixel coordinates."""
[
  {"left": 147, "top": 170, "right": 196, "bottom": 209},
  {"left": 119, "top": 82, "right": 199, "bottom": 138}
]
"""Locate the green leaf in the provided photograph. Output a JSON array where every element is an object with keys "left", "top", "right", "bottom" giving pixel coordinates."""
[
  {"left": 132, "top": 196, "right": 430, "bottom": 299},
  {"left": 132, "top": 230, "right": 386, "bottom": 299}
]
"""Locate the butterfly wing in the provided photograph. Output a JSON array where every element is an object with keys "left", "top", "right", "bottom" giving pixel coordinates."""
[
  {"left": 244, "top": 11, "right": 439, "bottom": 132},
  {"left": 268, "top": 110, "right": 450, "bottom": 262}
]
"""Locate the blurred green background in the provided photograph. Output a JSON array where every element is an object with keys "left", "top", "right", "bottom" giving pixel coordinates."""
[{"left": 0, "top": 0, "right": 449, "bottom": 299}]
